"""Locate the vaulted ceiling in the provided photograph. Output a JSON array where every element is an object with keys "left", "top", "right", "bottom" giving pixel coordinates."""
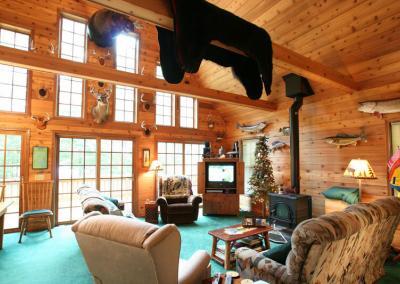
[{"left": 195, "top": 0, "right": 400, "bottom": 105}]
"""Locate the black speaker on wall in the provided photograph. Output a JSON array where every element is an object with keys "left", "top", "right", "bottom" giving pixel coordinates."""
[{"left": 282, "top": 73, "right": 314, "bottom": 98}]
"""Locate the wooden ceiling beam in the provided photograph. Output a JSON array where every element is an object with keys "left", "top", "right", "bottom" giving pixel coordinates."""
[
  {"left": 0, "top": 46, "right": 276, "bottom": 111},
  {"left": 88, "top": 0, "right": 360, "bottom": 92}
]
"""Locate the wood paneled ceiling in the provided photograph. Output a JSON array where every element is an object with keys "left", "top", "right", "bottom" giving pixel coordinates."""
[{"left": 196, "top": 0, "right": 400, "bottom": 105}]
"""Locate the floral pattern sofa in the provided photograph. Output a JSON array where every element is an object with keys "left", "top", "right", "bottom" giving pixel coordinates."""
[{"left": 235, "top": 197, "right": 400, "bottom": 284}]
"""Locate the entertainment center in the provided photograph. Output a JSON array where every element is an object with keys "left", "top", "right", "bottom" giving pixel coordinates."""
[{"left": 198, "top": 158, "right": 244, "bottom": 215}]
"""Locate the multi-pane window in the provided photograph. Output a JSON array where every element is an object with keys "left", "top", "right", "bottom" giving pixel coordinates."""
[
  {"left": 57, "top": 137, "right": 134, "bottom": 223},
  {"left": 242, "top": 139, "right": 258, "bottom": 195},
  {"left": 60, "top": 17, "right": 87, "bottom": 62},
  {"left": 57, "top": 75, "right": 84, "bottom": 118},
  {"left": 115, "top": 85, "right": 136, "bottom": 123},
  {"left": 0, "top": 27, "right": 29, "bottom": 113},
  {"left": 180, "top": 96, "right": 197, "bottom": 128},
  {"left": 116, "top": 33, "right": 139, "bottom": 73},
  {"left": 58, "top": 138, "right": 97, "bottom": 222},
  {"left": 156, "top": 65, "right": 164, "bottom": 79},
  {"left": 155, "top": 92, "right": 174, "bottom": 126},
  {"left": 100, "top": 139, "right": 133, "bottom": 213},
  {"left": 0, "top": 134, "right": 22, "bottom": 229},
  {"left": 157, "top": 142, "right": 204, "bottom": 194}
]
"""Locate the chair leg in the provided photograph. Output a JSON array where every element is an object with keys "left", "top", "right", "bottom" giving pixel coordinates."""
[
  {"left": 46, "top": 216, "right": 53, "bottom": 238},
  {"left": 24, "top": 218, "right": 29, "bottom": 235},
  {"left": 18, "top": 219, "right": 26, "bottom": 244}
]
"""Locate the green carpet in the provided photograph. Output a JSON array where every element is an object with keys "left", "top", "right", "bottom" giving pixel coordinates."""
[{"left": 0, "top": 214, "right": 399, "bottom": 284}]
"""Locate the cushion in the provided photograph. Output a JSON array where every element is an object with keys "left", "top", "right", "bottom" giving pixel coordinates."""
[
  {"left": 321, "top": 186, "right": 359, "bottom": 204},
  {"left": 21, "top": 209, "right": 53, "bottom": 218},
  {"left": 262, "top": 242, "right": 292, "bottom": 265},
  {"left": 167, "top": 203, "right": 194, "bottom": 214},
  {"left": 161, "top": 176, "right": 192, "bottom": 197}
]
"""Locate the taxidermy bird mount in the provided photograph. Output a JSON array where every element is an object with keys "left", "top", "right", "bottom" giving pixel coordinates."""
[
  {"left": 90, "top": 83, "right": 112, "bottom": 124},
  {"left": 31, "top": 113, "right": 51, "bottom": 130},
  {"left": 88, "top": 9, "right": 135, "bottom": 48},
  {"left": 157, "top": 0, "right": 273, "bottom": 99}
]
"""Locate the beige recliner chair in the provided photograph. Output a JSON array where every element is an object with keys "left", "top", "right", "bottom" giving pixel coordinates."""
[{"left": 72, "top": 212, "right": 211, "bottom": 284}]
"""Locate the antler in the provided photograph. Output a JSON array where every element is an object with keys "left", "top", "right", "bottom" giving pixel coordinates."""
[{"left": 141, "top": 121, "right": 146, "bottom": 129}]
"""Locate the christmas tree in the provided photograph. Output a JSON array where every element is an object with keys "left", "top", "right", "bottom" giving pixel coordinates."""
[{"left": 248, "top": 136, "right": 277, "bottom": 215}]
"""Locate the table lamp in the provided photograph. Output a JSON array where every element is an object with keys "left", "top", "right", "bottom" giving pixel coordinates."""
[
  {"left": 149, "top": 160, "right": 163, "bottom": 197},
  {"left": 343, "top": 159, "right": 376, "bottom": 198}
]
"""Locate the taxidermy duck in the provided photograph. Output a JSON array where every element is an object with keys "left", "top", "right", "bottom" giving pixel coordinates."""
[
  {"left": 358, "top": 98, "right": 400, "bottom": 118},
  {"left": 324, "top": 133, "right": 367, "bottom": 148},
  {"left": 237, "top": 122, "right": 267, "bottom": 133}
]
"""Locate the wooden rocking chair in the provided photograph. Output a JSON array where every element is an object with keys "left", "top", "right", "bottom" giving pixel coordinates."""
[{"left": 19, "top": 180, "right": 54, "bottom": 243}]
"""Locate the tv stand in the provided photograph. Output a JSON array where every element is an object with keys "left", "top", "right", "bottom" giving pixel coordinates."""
[{"left": 198, "top": 158, "right": 244, "bottom": 215}]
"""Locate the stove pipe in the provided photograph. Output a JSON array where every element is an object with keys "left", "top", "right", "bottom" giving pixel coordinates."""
[{"left": 282, "top": 74, "right": 314, "bottom": 194}]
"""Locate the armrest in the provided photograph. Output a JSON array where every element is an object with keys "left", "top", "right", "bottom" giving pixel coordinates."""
[
  {"left": 188, "top": 195, "right": 202, "bottom": 205},
  {"left": 178, "top": 250, "right": 210, "bottom": 284},
  {"left": 235, "top": 247, "right": 293, "bottom": 283},
  {"left": 157, "top": 196, "right": 168, "bottom": 207}
]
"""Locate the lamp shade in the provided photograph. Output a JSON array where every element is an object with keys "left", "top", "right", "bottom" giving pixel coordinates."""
[
  {"left": 343, "top": 159, "right": 376, "bottom": 179},
  {"left": 149, "top": 160, "right": 163, "bottom": 171}
]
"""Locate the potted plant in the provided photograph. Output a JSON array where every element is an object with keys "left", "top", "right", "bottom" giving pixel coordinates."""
[{"left": 248, "top": 136, "right": 277, "bottom": 217}]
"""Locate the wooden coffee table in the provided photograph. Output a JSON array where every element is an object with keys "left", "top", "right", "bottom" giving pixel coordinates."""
[{"left": 208, "top": 224, "right": 272, "bottom": 269}]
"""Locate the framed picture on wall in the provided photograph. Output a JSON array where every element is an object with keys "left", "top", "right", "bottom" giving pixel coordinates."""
[
  {"left": 32, "top": 146, "right": 48, "bottom": 170},
  {"left": 143, "top": 148, "right": 150, "bottom": 168}
]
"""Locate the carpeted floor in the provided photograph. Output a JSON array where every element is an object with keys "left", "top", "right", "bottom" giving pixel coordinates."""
[{"left": 0, "top": 214, "right": 399, "bottom": 284}]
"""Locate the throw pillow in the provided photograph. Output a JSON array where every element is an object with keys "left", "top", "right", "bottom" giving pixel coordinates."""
[
  {"left": 262, "top": 242, "right": 292, "bottom": 265},
  {"left": 321, "top": 186, "right": 359, "bottom": 204}
]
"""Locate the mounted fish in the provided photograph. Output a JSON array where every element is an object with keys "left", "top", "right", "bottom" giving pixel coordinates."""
[
  {"left": 324, "top": 132, "right": 367, "bottom": 148},
  {"left": 279, "top": 127, "right": 290, "bottom": 136},
  {"left": 271, "top": 140, "right": 288, "bottom": 152},
  {"left": 237, "top": 122, "right": 267, "bottom": 134},
  {"left": 88, "top": 9, "right": 135, "bottom": 48},
  {"left": 358, "top": 98, "right": 400, "bottom": 118}
]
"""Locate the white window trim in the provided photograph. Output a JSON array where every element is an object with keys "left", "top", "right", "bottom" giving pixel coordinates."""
[{"left": 59, "top": 14, "right": 88, "bottom": 63}]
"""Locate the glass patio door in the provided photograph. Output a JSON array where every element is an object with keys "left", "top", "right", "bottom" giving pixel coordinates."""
[{"left": 0, "top": 132, "right": 23, "bottom": 229}]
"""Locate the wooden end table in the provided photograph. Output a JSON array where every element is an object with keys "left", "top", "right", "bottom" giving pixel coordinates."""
[
  {"left": 145, "top": 201, "right": 158, "bottom": 224},
  {"left": 208, "top": 224, "right": 272, "bottom": 269},
  {"left": 0, "top": 201, "right": 13, "bottom": 250}
]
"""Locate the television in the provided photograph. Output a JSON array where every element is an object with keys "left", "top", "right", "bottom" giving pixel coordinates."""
[{"left": 205, "top": 162, "right": 236, "bottom": 189}]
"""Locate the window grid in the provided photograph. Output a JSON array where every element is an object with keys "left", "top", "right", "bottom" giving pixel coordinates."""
[
  {"left": 180, "top": 96, "right": 197, "bottom": 128},
  {"left": 58, "top": 138, "right": 97, "bottom": 223},
  {"left": 60, "top": 17, "right": 87, "bottom": 63},
  {"left": 115, "top": 85, "right": 136, "bottom": 123},
  {"left": 157, "top": 142, "right": 204, "bottom": 195},
  {"left": 156, "top": 92, "right": 174, "bottom": 126},
  {"left": 116, "top": 33, "right": 139, "bottom": 73},
  {"left": 100, "top": 139, "right": 133, "bottom": 213},
  {"left": 0, "top": 134, "right": 22, "bottom": 229},
  {"left": 0, "top": 27, "right": 29, "bottom": 113},
  {"left": 57, "top": 75, "right": 84, "bottom": 118}
]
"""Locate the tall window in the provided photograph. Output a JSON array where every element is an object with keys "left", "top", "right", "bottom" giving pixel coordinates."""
[
  {"left": 157, "top": 142, "right": 204, "bottom": 194},
  {"left": 0, "top": 133, "right": 22, "bottom": 229},
  {"left": 57, "top": 75, "right": 84, "bottom": 118},
  {"left": 100, "top": 139, "right": 133, "bottom": 212},
  {"left": 242, "top": 139, "right": 258, "bottom": 195},
  {"left": 60, "top": 17, "right": 87, "bottom": 63},
  {"left": 116, "top": 33, "right": 139, "bottom": 73},
  {"left": 57, "top": 137, "right": 134, "bottom": 223},
  {"left": 58, "top": 138, "right": 97, "bottom": 222},
  {"left": 180, "top": 96, "right": 197, "bottom": 128},
  {"left": 115, "top": 85, "right": 136, "bottom": 123},
  {"left": 156, "top": 64, "right": 164, "bottom": 79},
  {"left": 155, "top": 92, "right": 174, "bottom": 126},
  {"left": 0, "top": 27, "right": 29, "bottom": 113}
]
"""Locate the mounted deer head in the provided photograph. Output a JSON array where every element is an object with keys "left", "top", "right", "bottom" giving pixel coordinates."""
[
  {"left": 30, "top": 39, "right": 37, "bottom": 52},
  {"left": 91, "top": 49, "right": 112, "bottom": 65},
  {"left": 140, "top": 93, "right": 155, "bottom": 111},
  {"left": 31, "top": 113, "right": 51, "bottom": 130},
  {"left": 90, "top": 84, "right": 112, "bottom": 124},
  {"left": 48, "top": 42, "right": 57, "bottom": 55},
  {"left": 141, "top": 121, "right": 157, "bottom": 136}
]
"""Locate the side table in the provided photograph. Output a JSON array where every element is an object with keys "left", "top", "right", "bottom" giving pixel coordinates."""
[{"left": 145, "top": 201, "right": 158, "bottom": 224}]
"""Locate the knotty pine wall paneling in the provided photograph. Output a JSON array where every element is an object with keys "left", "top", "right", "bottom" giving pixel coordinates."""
[{"left": 0, "top": 0, "right": 225, "bottom": 217}]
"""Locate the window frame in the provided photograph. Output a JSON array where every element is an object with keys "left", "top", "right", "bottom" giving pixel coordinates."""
[
  {"left": 179, "top": 96, "right": 198, "bottom": 129},
  {"left": 56, "top": 75, "right": 86, "bottom": 119},
  {"left": 59, "top": 14, "right": 88, "bottom": 63},
  {"left": 114, "top": 32, "right": 140, "bottom": 74},
  {"left": 0, "top": 25, "right": 31, "bottom": 115},
  {"left": 155, "top": 91, "right": 175, "bottom": 127},
  {"left": 113, "top": 84, "right": 138, "bottom": 124}
]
